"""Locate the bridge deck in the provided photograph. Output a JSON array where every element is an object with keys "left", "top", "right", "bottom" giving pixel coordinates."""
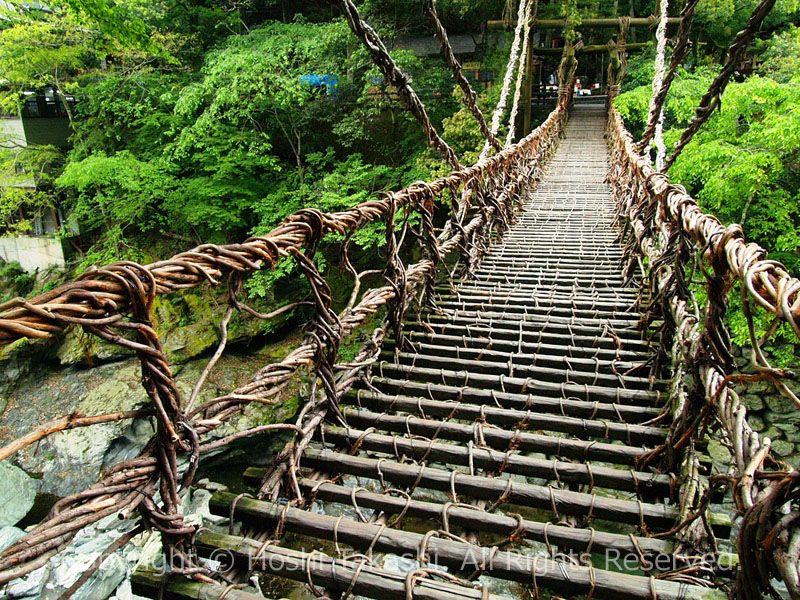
[{"left": 134, "top": 106, "right": 728, "bottom": 600}]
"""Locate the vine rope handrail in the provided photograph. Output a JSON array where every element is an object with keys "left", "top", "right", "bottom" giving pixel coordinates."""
[{"left": 608, "top": 104, "right": 800, "bottom": 598}]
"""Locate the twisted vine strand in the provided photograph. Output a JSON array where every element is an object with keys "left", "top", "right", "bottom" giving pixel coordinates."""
[
  {"left": 637, "top": 0, "right": 700, "bottom": 152},
  {"left": 481, "top": 0, "right": 529, "bottom": 159},
  {"left": 423, "top": 0, "right": 502, "bottom": 151},
  {"left": 661, "top": 0, "right": 777, "bottom": 171},
  {"left": 648, "top": 0, "right": 670, "bottom": 169},
  {"left": 506, "top": 0, "right": 534, "bottom": 145},
  {"left": 609, "top": 104, "right": 800, "bottom": 599}
]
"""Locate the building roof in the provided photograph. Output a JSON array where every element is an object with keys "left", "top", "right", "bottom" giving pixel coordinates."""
[{"left": 390, "top": 33, "right": 482, "bottom": 57}]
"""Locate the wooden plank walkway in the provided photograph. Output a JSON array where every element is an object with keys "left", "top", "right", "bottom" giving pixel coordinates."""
[{"left": 134, "top": 105, "right": 729, "bottom": 600}]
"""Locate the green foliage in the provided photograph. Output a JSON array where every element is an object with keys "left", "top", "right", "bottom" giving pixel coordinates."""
[
  {"left": 617, "top": 70, "right": 800, "bottom": 271},
  {"left": 251, "top": 150, "right": 400, "bottom": 252},
  {"left": 758, "top": 25, "right": 800, "bottom": 83},
  {"left": 439, "top": 88, "right": 494, "bottom": 166},
  {"left": 176, "top": 19, "right": 346, "bottom": 122},
  {"left": 694, "top": 0, "right": 800, "bottom": 51},
  {"left": 560, "top": 0, "right": 581, "bottom": 44},
  {"left": 60, "top": 0, "right": 162, "bottom": 54},
  {"left": 53, "top": 13, "right": 438, "bottom": 288},
  {"left": 71, "top": 72, "right": 185, "bottom": 158},
  {"left": 613, "top": 66, "right": 719, "bottom": 138},
  {"left": 620, "top": 46, "right": 656, "bottom": 94},
  {"left": 0, "top": 145, "right": 63, "bottom": 235},
  {"left": 57, "top": 150, "right": 176, "bottom": 233},
  {"left": 725, "top": 286, "right": 798, "bottom": 367},
  {"left": 0, "top": 260, "right": 34, "bottom": 301},
  {"left": 668, "top": 76, "right": 800, "bottom": 272},
  {"left": 0, "top": 6, "right": 90, "bottom": 115},
  {"left": 78, "top": 223, "right": 147, "bottom": 269}
]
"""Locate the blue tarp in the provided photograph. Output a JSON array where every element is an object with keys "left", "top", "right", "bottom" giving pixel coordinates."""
[{"left": 299, "top": 74, "right": 339, "bottom": 98}]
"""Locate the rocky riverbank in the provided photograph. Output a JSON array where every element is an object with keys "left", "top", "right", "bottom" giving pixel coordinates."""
[
  {"left": 0, "top": 296, "right": 306, "bottom": 599},
  {"left": 730, "top": 345, "right": 800, "bottom": 461}
]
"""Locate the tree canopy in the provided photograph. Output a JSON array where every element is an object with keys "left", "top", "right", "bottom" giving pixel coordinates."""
[{"left": 0, "top": 0, "right": 798, "bottom": 306}]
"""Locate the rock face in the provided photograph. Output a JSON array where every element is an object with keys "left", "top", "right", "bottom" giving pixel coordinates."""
[
  {"left": 2, "top": 487, "right": 233, "bottom": 600},
  {"left": 1, "top": 315, "right": 303, "bottom": 498},
  {"left": 707, "top": 345, "right": 800, "bottom": 472},
  {"left": 1, "top": 361, "right": 154, "bottom": 497},
  {"left": 1, "top": 352, "right": 300, "bottom": 498}
]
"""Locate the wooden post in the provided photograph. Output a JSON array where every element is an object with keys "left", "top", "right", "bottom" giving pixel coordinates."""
[
  {"left": 522, "top": 44, "right": 534, "bottom": 135},
  {"left": 600, "top": 52, "right": 604, "bottom": 91}
]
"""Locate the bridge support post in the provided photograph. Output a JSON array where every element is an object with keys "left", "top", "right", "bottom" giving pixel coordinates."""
[{"left": 522, "top": 46, "right": 536, "bottom": 135}]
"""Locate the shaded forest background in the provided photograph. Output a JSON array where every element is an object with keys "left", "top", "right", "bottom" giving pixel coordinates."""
[{"left": 0, "top": 0, "right": 799, "bottom": 351}]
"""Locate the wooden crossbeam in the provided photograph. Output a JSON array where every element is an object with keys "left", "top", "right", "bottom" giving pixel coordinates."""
[{"left": 487, "top": 17, "right": 683, "bottom": 30}]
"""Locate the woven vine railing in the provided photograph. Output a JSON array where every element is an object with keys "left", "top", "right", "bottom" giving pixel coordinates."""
[
  {"left": 608, "top": 102, "right": 800, "bottom": 599},
  {"left": 0, "top": 74, "right": 570, "bottom": 593}
]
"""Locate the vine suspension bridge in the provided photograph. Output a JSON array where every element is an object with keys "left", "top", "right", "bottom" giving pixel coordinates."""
[{"left": 1, "top": 0, "right": 799, "bottom": 599}]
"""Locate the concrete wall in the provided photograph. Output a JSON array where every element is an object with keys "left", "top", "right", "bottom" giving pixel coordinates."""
[
  {"left": 0, "top": 117, "right": 36, "bottom": 188},
  {"left": 0, "top": 235, "right": 66, "bottom": 272},
  {"left": 392, "top": 33, "right": 481, "bottom": 56},
  {"left": 1, "top": 117, "right": 27, "bottom": 147}
]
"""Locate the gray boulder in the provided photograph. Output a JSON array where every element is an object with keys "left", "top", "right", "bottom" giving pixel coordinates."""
[{"left": 0, "top": 462, "right": 37, "bottom": 527}]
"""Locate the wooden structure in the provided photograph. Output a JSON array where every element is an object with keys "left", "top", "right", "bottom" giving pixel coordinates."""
[
  {"left": 1, "top": 1, "right": 797, "bottom": 598},
  {"left": 130, "top": 105, "right": 731, "bottom": 600}
]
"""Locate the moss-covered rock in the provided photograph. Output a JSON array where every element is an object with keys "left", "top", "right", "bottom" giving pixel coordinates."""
[
  {"left": 0, "top": 338, "right": 47, "bottom": 405},
  {"left": 40, "top": 363, "right": 154, "bottom": 495},
  {"left": 747, "top": 413, "right": 766, "bottom": 432},
  {"left": 772, "top": 439, "right": 795, "bottom": 457},
  {"left": 766, "top": 393, "right": 798, "bottom": 414},
  {"left": 741, "top": 394, "right": 766, "bottom": 412},
  {"left": 707, "top": 439, "right": 731, "bottom": 465},
  {"left": 774, "top": 422, "right": 800, "bottom": 443},
  {"left": 56, "top": 328, "right": 134, "bottom": 366},
  {"left": 162, "top": 321, "right": 220, "bottom": 363}
]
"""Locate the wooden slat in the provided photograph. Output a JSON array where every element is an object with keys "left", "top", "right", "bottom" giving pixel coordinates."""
[
  {"left": 383, "top": 350, "right": 658, "bottom": 390},
  {"left": 405, "top": 330, "right": 646, "bottom": 361},
  {"left": 132, "top": 570, "right": 264, "bottom": 600},
  {"left": 371, "top": 363, "right": 661, "bottom": 405},
  {"left": 245, "top": 453, "right": 732, "bottom": 534},
  {"left": 340, "top": 409, "right": 650, "bottom": 465},
  {"left": 322, "top": 425, "right": 673, "bottom": 495},
  {"left": 341, "top": 390, "right": 667, "bottom": 444},
  {"left": 209, "top": 494, "right": 727, "bottom": 600},
  {"left": 357, "top": 378, "right": 662, "bottom": 422},
  {"left": 193, "top": 530, "right": 503, "bottom": 600},
  {"left": 292, "top": 479, "right": 675, "bottom": 557},
  {"left": 406, "top": 321, "right": 651, "bottom": 353},
  {"left": 388, "top": 337, "right": 644, "bottom": 375}
]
